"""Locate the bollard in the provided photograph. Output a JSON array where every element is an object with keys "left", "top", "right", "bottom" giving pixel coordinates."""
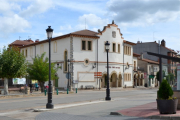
[
  {"left": 56, "top": 89, "right": 58, "bottom": 95},
  {"left": 45, "top": 89, "right": 46, "bottom": 96},
  {"left": 67, "top": 88, "right": 69, "bottom": 94},
  {"left": 76, "top": 88, "right": 77, "bottom": 93}
]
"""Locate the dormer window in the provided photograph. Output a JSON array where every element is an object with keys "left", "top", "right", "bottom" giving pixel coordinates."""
[{"left": 112, "top": 31, "right": 116, "bottom": 38}]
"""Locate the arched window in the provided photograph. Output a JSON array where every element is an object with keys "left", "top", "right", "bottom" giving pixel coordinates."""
[
  {"left": 54, "top": 41, "right": 57, "bottom": 53},
  {"left": 40, "top": 45, "right": 44, "bottom": 54},
  {"left": 64, "top": 50, "right": 68, "bottom": 72}
]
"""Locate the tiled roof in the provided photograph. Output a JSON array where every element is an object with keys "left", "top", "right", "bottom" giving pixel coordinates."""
[
  {"left": 139, "top": 58, "right": 159, "bottom": 64},
  {"left": 9, "top": 40, "right": 34, "bottom": 46},
  {"left": 133, "top": 53, "right": 141, "bottom": 57},
  {"left": 123, "top": 40, "right": 136, "bottom": 45},
  {"left": 71, "top": 29, "right": 98, "bottom": 36}
]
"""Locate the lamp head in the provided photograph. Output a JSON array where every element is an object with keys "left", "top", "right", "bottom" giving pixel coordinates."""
[
  {"left": 46, "top": 26, "right": 53, "bottom": 39},
  {"left": 105, "top": 41, "right": 110, "bottom": 50}
]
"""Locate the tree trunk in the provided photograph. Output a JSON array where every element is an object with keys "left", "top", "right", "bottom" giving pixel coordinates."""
[
  {"left": 39, "top": 81, "right": 45, "bottom": 93},
  {"left": 4, "top": 78, "right": 8, "bottom": 95}
]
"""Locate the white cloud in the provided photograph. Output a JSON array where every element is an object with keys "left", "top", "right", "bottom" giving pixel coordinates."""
[
  {"left": 60, "top": 25, "right": 72, "bottom": 31},
  {"left": 55, "top": 0, "right": 104, "bottom": 14},
  {"left": 79, "top": 14, "right": 109, "bottom": 27},
  {"left": 20, "top": 0, "right": 53, "bottom": 17},
  {"left": 107, "top": 0, "right": 180, "bottom": 26},
  {"left": 53, "top": 32, "right": 63, "bottom": 37},
  {"left": 0, "top": 14, "right": 30, "bottom": 36}
]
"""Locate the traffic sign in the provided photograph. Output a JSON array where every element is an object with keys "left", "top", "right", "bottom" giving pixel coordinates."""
[{"left": 66, "top": 73, "right": 71, "bottom": 79}]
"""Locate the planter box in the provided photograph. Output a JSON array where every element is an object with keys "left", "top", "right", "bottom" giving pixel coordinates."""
[
  {"left": 173, "top": 90, "right": 180, "bottom": 109},
  {"left": 157, "top": 99, "right": 178, "bottom": 114}
]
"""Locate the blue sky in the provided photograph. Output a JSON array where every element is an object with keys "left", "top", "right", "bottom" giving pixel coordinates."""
[{"left": 0, "top": 0, "right": 180, "bottom": 52}]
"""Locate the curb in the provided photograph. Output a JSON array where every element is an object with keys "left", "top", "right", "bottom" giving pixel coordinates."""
[
  {"left": 148, "top": 115, "right": 180, "bottom": 119},
  {"left": 0, "top": 91, "right": 74, "bottom": 99}
]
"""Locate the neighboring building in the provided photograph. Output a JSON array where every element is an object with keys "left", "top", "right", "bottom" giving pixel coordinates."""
[
  {"left": 9, "top": 39, "right": 34, "bottom": 48},
  {"left": 19, "top": 21, "right": 136, "bottom": 89},
  {"left": 137, "top": 53, "right": 159, "bottom": 87},
  {"left": 133, "top": 40, "right": 177, "bottom": 75},
  {"left": 133, "top": 53, "right": 145, "bottom": 87}
]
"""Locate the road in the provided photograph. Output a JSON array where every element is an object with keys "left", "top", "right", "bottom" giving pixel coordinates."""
[{"left": 0, "top": 88, "right": 158, "bottom": 120}]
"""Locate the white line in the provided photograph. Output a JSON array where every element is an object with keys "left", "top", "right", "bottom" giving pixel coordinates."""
[{"left": 34, "top": 100, "right": 107, "bottom": 112}]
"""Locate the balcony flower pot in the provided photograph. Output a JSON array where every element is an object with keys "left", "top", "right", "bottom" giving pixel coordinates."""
[
  {"left": 157, "top": 99, "right": 178, "bottom": 114},
  {"left": 157, "top": 79, "right": 178, "bottom": 114}
]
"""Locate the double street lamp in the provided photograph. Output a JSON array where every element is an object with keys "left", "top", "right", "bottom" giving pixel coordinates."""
[
  {"left": 105, "top": 41, "right": 111, "bottom": 101},
  {"left": 46, "top": 26, "right": 54, "bottom": 109}
]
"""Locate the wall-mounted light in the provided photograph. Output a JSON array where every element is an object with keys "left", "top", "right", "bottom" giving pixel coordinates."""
[
  {"left": 92, "top": 63, "right": 96, "bottom": 69},
  {"left": 57, "top": 63, "right": 62, "bottom": 69}
]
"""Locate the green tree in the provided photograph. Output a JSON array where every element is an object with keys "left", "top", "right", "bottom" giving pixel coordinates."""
[
  {"left": 158, "top": 79, "right": 173, "bottom": 99},
  {"left": 27, "top": 53, "right": 59, "bottom": 92},
  {"left": 0, "top": 46, "right": 27, "bottom": 95},
  {"left": 156, "top": 70, "right": 165, "bottom": 81}
]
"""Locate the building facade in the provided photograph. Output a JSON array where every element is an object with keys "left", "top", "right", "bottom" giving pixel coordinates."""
[{"left": 20, "top": 22, "right": 136, "bottom": 89}]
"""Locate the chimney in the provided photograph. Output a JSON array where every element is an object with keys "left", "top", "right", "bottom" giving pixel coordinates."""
[
  {"left": 141, "top": 53, "right": 143, "bottom": 59},
  {"left": 161, "top": 39, "right": 166, "bottom": 47},
  {"left": 35, "top": 39, "right": 39, "bottom": 42}
]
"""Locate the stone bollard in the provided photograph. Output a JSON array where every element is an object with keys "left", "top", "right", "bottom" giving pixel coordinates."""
[{"left": 25, "top": 87, "right": 30, "bottom": 95}]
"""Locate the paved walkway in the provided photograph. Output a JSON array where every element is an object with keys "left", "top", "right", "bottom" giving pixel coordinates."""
[{"left": 117, "top": 102, "right": 180, "bottom": 119}]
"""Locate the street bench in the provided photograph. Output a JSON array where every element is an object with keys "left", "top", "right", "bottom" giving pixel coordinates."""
[
  {"left": 85, "top": 85, "right": 94, "bottom": 89},
  {"left": 8, "top": 88, "right": 20, "bottom": 93}
]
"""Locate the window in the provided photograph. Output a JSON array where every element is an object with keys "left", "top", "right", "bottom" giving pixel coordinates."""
[
  {"left": 112, "top": 43, "right": 116, "bottom": 52},
  {"left": 22, "top": 50, "right": 24, "bottom": 56},
  {"left": 124, "top": 46, "right": 131, "bottom": 55},
  {"left": 118, "top": 44, "right": 120, "bottom": 53},
  {"left": 30, "top": 47, "right": 33, "bottom": 57},
  {"left": 40, "top": 45, "right": 44, "bottom": 54},
  {"left": 134, "top": 61, "right": 136, "bottom": 70},
  {"left": 54, "top": 41, "right": 57, "bottom": 53},
  {"left": 82, "top": 40, "right": 92, "bottom": 51},
  {"left": 124, "top": 73, "right": 131, "bottom": 81},
  {"left": 25, "top": 49, "right": 27, "bottom": 57},
  {"left": 84, "top": 58, "right": 89, "bottom": 66},
  {"left": 88, "top": 41, "right": 92, "bottom": 50},
  {"left": 64, "top": 51, "right": 68, "bottom": 72},
  {"left": 82, "top": 41, "right": 86, "bottom": 50},
  {"left": 112, "top": 31, "right": 116, "bottom": 38}
]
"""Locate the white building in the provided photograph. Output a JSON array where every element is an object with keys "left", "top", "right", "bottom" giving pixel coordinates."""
[{"left": 20, "top": 22, "right": 136, "bottom": 89}]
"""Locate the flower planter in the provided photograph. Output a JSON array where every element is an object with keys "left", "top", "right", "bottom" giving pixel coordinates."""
[{"left": 157, "top": 99, "right": 178, "bottom": 114}]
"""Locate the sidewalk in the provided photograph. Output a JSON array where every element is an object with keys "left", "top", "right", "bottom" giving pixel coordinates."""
[
  {"left": 116, "top": 102, "right": 180, "bottom": 119},
  {"left": 0, "top": 90, "right": 72, "bottom": 99}
]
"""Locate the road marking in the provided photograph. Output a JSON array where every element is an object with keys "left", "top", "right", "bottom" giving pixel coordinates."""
[{"left": 34, "top": 100, "right": 107, "bottom": 112}]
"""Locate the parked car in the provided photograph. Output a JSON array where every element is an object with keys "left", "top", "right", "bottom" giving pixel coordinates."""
[{"left": 172, "top": 82, "right": 177, "bottom": 90}]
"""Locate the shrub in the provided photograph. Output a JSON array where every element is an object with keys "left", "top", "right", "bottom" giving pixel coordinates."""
[{"left": 158, "top": 79, "right": 173, "bottom": 100}]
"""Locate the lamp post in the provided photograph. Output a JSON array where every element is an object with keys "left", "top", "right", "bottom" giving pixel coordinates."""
[
  {"left": 46, "top": 26, "right": 54, "bottom": 109},
  {"left": 105, "top": 41, "right": 111, "bottom": 100}
]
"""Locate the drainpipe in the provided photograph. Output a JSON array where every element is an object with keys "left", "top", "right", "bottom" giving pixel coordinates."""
[
  {"left": 97, "top": 39, "right": 99, "bottom": 90},
  {"left": 123, "top": 42, "right": 124, "bottom": 88},
  {"left": 34, "top": 45, "right": 36, "bottom": 58}
]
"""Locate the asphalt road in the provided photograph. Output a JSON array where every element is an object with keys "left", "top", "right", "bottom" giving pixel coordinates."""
[{"left": 0, "top": 88, "right": 158, "bottom": 120}]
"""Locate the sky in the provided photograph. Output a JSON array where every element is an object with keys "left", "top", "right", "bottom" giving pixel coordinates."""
[{"left": 0, "top": 0, "right": 180, "bottom": 52}]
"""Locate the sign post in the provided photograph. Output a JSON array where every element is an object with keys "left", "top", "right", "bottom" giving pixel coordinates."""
[{"left": 94, "top": 72, "right": 102, "bottom": 90}]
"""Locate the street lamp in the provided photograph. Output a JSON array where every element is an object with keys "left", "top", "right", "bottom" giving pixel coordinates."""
[
  {"left": 105, "top": 41, "right": 111, "bottom": 100},
  {"left": 46, "top": 26, "right": 54, "bottom": 109}
]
